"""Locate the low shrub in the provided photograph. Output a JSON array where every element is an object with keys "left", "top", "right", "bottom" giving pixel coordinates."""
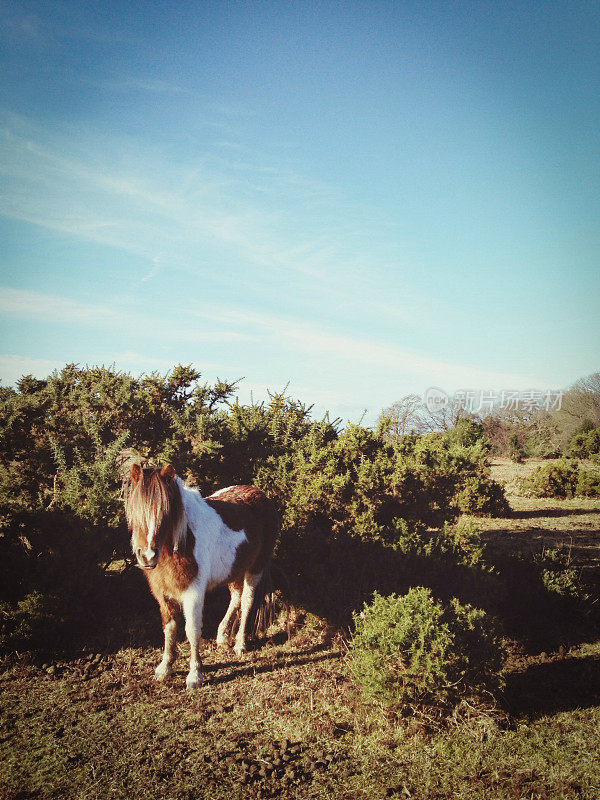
[
  {"left": 348, "top": 587, "right": 505, "bottom": 713},
  {"left": 517, "top": 459, "right": 600, "bottom": 498},
  {"left": 569, "top": 425, "right": 600, "bottom": 459},
  {"left": 576, "top": 468, "right": 600, "bottom": 498},
  {"left": 0, "top": 591, "right": 65, "bottom": 653},
  {"left": 508, "top": 434, "right": 525, "bottom": 463},
  {"left": 453, "top": 475, "right": 510, "bottom": 516},
  {"left": 440, "top": 519, "right": 487, "bottom": 568},
  {"left": 388, "top": 518, "right": 487, "bottom": 568}
]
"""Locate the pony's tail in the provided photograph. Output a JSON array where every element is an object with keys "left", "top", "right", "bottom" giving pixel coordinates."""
[
  {"left": 249, "top": 562, "right": 276, "bottom": 640},
  {"left": 248, "top": 561, "right": 292, "bottom": 642}
]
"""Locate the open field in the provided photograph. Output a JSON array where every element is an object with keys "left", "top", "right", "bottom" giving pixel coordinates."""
[
  {"left": 1, "top": 459, "right": 600, "bottom": 800},
  {"left": 479, "top": 458, "right": 600, "bottom": 573}
]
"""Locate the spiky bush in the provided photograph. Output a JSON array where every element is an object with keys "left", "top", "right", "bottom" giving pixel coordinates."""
[
  {"left": 0, "top": 591, "right": 65, "bottom": 654},
  {"left": 508, "top": 433, "right": 525, "bottom": 463},
  {"left": 518, "top": 459, "right": 600, "bottom": 498},
  {"left": 454, "top": 475, "right": 510, "bottom": 516},
  {"left": 0, "top": 363, "right": 510, "bottom": 650},
  {"left": 348, "top": 588, "right": 505, "bottom": 711},
  {"left": 569, "top": 425, "right": 600, "bottom": 459}
]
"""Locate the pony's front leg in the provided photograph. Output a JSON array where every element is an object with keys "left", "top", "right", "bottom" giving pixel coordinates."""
[
  {"left": 182, "top": 584, "right": 205, "bottom": 689},
  {"left": 155, "top": 598, "right": 182, "bottom": 681}
]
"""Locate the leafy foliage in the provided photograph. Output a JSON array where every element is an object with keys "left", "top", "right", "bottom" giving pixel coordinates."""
[
  {"left": 517, "top": 459, "right": 600, "bottom": 499},
  {"left": 51, "top": 426, "right": 130, "bottom": 529},
  {"left": 453, "top": 475, "right": 510, "bottom": 516},
  {"left": 0, "top": 363, "right": 510, "bottom": 652},
  {"left": 536, "top": 548, "right": 588, "bottom": 602},
  {"left": 508, "top": 433, "right": 525, "bottom": 463},
  {"left": 0, "top": 591, "right": 65, "bottom": 654},
  {"left": 569, "top": 425, "right": 600, "bottom": 459},
  {"left": 348, "top": 588, "right": 505, "bottom": 711}
]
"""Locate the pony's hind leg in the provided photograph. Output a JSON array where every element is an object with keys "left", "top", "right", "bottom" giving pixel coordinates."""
[
  {"left": 216, "top": 582, "right": 242, "bottom": 646},
  {"left": 234, "top": 571, "right": 262, "bottom": 657},
  {"left": 155, "top": 597, "right": 183, "bottom": 681}
]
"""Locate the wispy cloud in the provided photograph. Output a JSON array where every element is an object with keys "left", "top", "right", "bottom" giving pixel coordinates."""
[
  {"left": 99, "top": 77, "right": 194, "bottom": 96},
  {"left": 0, "top": 110, "right": 407, "bottom": 292},
  {"left": 0, "top": 284, "right": 548, "bottom": 391},
  {"left": 190, "top": 304, "right": 550, "bottom": 391},
  {"left": 0, "top": 109, "right": 443, "bottom": 337},
  {"left": 0, "top": 3, "right": 139, "bottom": 47},
  {"left": 0, "top": 286, "right": 254, "bottom": 346},
  {"left": 0, "top": 286, "right": 122, "bottom": 324}
]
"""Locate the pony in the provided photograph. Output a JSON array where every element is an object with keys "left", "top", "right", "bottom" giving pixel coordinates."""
[{"left": 124, "top": 464, "right": 278, "bottom": 689}]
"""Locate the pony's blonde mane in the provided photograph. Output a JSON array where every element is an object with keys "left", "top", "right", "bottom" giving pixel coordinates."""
[{"left": 124, "top": 467, "right": 187, "bottom": 552}]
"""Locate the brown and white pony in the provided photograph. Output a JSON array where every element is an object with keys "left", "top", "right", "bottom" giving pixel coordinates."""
[{"left": 124, "top": 464, "right": 278, "bottom": 689}]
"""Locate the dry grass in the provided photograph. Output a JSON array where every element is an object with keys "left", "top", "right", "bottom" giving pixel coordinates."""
[{"left": 467, "top": 458, "right": 600, "bottom": 570}]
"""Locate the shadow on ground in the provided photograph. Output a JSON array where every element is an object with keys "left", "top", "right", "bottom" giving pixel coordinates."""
[
  {"left": 204, "top": 648, "right": 342, "bottom": 687},
  {"left": 512, "top": 507, "right": 600, "bottom": 520},
  {"left": 503, "top": 653, "right": 600, "bottom": 719},
  {"left": 86, "top": 528, "right": 600, "bottom": 665}
]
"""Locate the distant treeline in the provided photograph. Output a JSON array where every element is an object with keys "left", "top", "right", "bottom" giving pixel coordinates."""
[{"left": 378, "top": 372, "right": 600, "bottom": 461}]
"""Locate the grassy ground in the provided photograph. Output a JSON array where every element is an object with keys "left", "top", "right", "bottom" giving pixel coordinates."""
[
  {"left": 484, "top": 458, "right": 600, "bottom": 573},
  {"left": 1, "top": 458, "right": 600, "bottom": 800}
]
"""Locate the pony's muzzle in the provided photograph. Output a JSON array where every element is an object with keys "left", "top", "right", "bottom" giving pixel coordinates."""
[{"left": 136, "top": 547, "right": 159, "bottom": 569}]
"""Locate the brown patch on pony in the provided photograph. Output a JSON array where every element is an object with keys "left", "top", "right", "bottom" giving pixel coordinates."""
[
  {"left": 206, "top": 485, "right": 279, "bottom": 579},
  {"left": 157, "top": 594, "right": 185, "bottom": 635},
  {"left": 146, "top": 528, "right": 199, "bottom": 601}
]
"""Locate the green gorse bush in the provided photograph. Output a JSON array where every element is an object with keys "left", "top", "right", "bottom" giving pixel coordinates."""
[
  {"left": 348, "top": 588, "right": 505, "bottom": 711},
  {"left": 1, "top": 364, "right": 510, "bottom": 651},
  {"left": 517, "top": 459, "right": 600, "bottom": 499}
]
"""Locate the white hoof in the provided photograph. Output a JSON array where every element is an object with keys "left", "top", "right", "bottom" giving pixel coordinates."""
[
  {"left": 154, "top": 663, "right": 173, "bottom": 682},
  {"left": 215, "top": 634, "right": 229, "bottom": 647},
  {"left": 233, "top": 642, "right": 247, "bottom": 657},
  {"left": 186, "top": 670, "right": 204, "bottom": 690}
]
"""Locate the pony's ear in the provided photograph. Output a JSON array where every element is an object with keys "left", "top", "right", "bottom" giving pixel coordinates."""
[
  {"left": 161, "top": 464, "right": 176, "bottom": 480},
  {"left": 130, "top": 464, "right": 142, "bottom": 484}
]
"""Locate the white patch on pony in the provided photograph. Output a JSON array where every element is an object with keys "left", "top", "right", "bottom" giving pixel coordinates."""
[
  {"left": 155, "top": 619, "right": 177, "bottom": 681},
  {"left": 234, "top": 570, "right": 263, "bottom": 656},
  {"left": 208, "top": 485, "right": 237, "bottom": 498},
  {"left": 174, "top": 476, "right": 248, "bottom": 596},
  {"left": 206, "top": 526, "right": 248, "bottom": 591},
  {"left": 147, "top": 521, "right": 157, "bottom": 549}
]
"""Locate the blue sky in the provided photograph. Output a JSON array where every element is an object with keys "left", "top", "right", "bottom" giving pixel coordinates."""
[{"left": 1, "top": 1, "right": 598, "bottom": 422}]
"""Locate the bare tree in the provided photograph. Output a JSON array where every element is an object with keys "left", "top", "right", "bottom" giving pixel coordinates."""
[
  {"left": 378, "top": 393, "right": 470, "bottom": 438},
  {"left": 418, "top": 396, "right": 470, "bottom": 433},
  {"left": 549, "top": 371, "right": 600, "bottom": 451},
  {"left": 561, "top": 372, "right": 600, "bottom": 426},
  {"left": 377, "top": 394, "right": 426, "bottom": 439}
]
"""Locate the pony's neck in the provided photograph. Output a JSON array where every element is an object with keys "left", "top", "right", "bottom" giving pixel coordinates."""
[{"left": 175, "top": 476, "right": 215, "bottom": 539}]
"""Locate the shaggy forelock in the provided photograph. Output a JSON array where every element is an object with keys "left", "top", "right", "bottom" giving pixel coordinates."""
[{"left": 124, "top": 468, "right": 185, "bottom": 550}]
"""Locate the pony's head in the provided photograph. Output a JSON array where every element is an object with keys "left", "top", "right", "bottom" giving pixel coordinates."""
[{"left": 124, "top": 464, "right": 186, "bottom": 569}]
